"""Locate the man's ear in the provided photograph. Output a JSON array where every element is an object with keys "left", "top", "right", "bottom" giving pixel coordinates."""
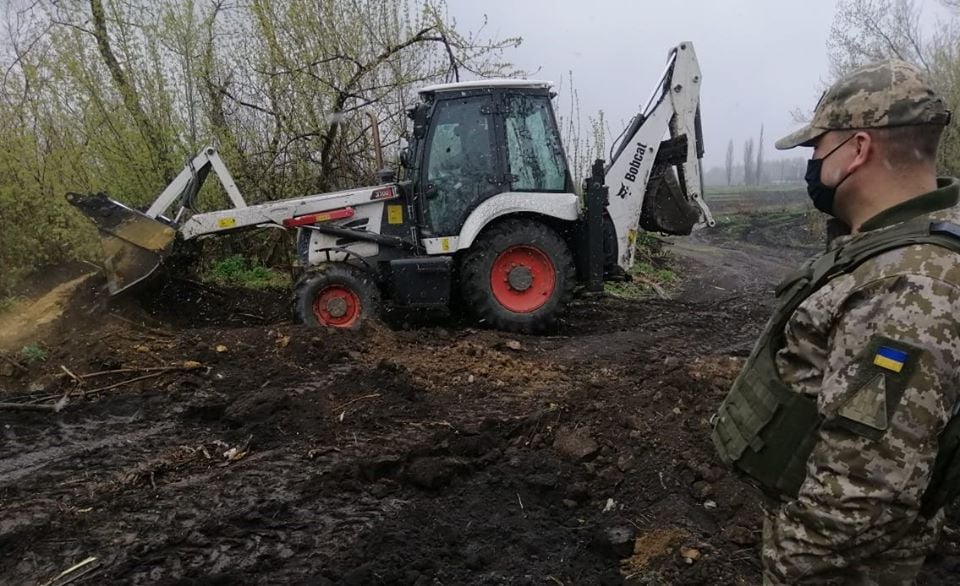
[{"left": 847, "top": 131, "right": 873, "bottom": 174}]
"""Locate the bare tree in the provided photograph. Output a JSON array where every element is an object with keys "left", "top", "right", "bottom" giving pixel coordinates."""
[
  {"left": 829, "top": 0, "right": 928, "bottom": 77},
  {"left": 743, "top": 138, "right": 755, "bottom": 186},
  {"left": 725, "top": 139, "right": 734, "bottom": 186},
  {"left": 829, "top": 0, "right": 960, "bottom": 174},
  {"left": 755, "top": 124, "right": 765, "bottom": 186}
]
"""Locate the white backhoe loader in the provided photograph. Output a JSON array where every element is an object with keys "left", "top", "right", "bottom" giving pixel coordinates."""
[{"left": 69, "top": 41, "right": 714, "bottom": 333}]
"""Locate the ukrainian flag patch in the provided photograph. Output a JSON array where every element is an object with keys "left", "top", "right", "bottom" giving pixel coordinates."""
[{"left": 874, "top": 346, "right": 908, "bottom": 373}]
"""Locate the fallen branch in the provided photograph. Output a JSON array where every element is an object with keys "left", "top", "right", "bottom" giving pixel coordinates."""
[
  {"left": 333, "top": 393, "right": 382, "bottom": 413},
  {"left": 55, "top": 369, "right": 83, "bottom": 410},
  {"left": 60, "top": 365, "right": 83, "bottom": 385},
  {"left": 80, "top": 363, "right": 202, "bottom": 379},
  {"left": 633, "top": 275, "right": 670, "bottom": 300},
  {"left": 108, "top": 314, "right": 174, "bottom": 338},
  {"left": 77, "top": 371, "right": 165, "bottom": 396},
  {"left": 233, "top": 311, "right": 266, "bottom": 322},
  {"left": 40, "top": 555, "right": 99, "bottom": 586},
  {"left": 0, "top": 402, "right": 62, "bottom": 412},
  {"left": 112, "top": 333, "right": 172, "bottom": 346},
  {"left": 0, "top": 352, "right": 28, "bottom": 373},
  {"left": 24, "top": 363, "right": 203, "bottom": 405}
]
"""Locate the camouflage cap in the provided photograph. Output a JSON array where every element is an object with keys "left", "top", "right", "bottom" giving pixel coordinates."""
[{"left": 775, "top": 60, "right": 951, "bottom": 150}]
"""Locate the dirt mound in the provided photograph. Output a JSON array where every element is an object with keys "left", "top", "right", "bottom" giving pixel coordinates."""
[
  {"left": 0, "top": 272, "right": 96, "bottom": 353},
  {"left": 132, "top": 276, "right": 290, "bottom": 327}
]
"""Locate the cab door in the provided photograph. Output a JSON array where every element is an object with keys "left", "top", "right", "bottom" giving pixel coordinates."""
[{"left": 419, "top": 95, "right": 502, "bottom": 236}]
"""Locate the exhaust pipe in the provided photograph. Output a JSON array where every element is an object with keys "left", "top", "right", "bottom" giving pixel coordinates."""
[
  {"left": 67, "top": 192, "right": 177, "bottom": 294},
  {"left": 366, "top": 110, "right": 395, "bottom": 184}
]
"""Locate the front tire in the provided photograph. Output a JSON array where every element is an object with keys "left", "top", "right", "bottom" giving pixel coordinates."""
[
  {"left": 293, "top": 264, "right": 381, "bottom": 329},
  {"left": 460, "top": 219, "right": 575, "bottom": 333}
]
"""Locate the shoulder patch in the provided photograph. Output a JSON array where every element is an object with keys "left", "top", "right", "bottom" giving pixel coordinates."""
[
  {"left": 838, "top": 374, "right": 888, "bottom": 430},
  {"left": 827, "top": 336, "right": 922, "bottom": 441}
]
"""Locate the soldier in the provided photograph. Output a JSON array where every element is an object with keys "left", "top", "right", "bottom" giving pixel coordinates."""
[{"left": 711, "top": 60, "right": 960, "bottom": 584}]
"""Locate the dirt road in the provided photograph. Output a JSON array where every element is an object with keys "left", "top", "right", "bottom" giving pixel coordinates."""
[{"left": 1, "top": 212, "right": 957, "bottom": 585}]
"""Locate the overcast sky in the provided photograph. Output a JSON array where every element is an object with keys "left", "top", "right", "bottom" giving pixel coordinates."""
[{"left": 446, "top": 0, "right": 947, "bottom": 169}]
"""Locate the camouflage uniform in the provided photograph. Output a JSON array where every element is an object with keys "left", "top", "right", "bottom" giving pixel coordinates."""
[
  {"left": 762, "top": 179, "right": 960, "bottom": 584},
  {"left": 758, "top": 61, "right": 956, "bottom": 584}
]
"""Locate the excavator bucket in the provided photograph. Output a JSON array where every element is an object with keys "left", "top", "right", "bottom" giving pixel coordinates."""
[
  {"left": 66, "top": 192, "right": 177, "bottom": 294},
  {"left": 639, "top": 168, "right": 700, "bottom": 236}
]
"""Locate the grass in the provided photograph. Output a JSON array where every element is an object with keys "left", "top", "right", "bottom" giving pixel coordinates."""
[
  {"left": 20, "top": 342, "right": 47, "bottom": 363},
  {"left": 204, "top": 255, "right": 290, "bottom": 290},
  {"left": 705, "top": 183, "right": 805, "bottom": 197},
  {"left": 605, "top": 233, "right": 679, "bottom": 300},
  {"left": 714, "top": 207, "right": 822, "bottom": 231},
  {"left": 605, "top": 265, "right": 678, "bottom": 300}
]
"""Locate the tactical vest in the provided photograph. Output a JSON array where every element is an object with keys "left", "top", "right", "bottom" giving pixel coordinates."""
[{"left": 711, "top": 218, "right": 960, "bottom": 517}]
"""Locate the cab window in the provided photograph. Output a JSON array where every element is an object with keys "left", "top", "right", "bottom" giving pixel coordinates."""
[{"left": 504, "top": 94, "right": 568, "bottom": 192}]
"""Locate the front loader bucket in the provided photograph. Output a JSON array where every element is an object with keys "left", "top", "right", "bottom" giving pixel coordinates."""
[{"left": 66, "top": 192, "right": 177, "bottom": 295}]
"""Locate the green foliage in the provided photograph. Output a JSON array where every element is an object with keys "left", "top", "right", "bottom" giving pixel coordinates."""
[
  {"left": 637, "top": 263, "right": 678, "bottom": 283},
  {"left": 20, "top": 343, "right": 48, "bottom": 363},
  {"left": 206, "top": 255, "right": 289, "bottom": 290},
  {"left": 633, "top": 231, "right": 671, "bottom": 267},
  {"left": 603, "top": 280, "right": 642, "bottom": 299},
  {"left": 605, "top": 233, "right": 677, "bottom": 299},
  {"left": 0, "top": 0, "right": 521, "bottom": 294}
]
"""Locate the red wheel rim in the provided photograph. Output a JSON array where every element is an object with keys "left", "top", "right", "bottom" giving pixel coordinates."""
[
  {"left": 489, "top": 244, "right": 556, "bottom": 313},
  {"left": 313, "top": 285, "right": 361, "bottom": 328}
]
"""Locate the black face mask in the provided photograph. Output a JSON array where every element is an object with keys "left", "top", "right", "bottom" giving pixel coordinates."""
[{"left": 805, "top": 134, "right": 856, "bottom": 216}]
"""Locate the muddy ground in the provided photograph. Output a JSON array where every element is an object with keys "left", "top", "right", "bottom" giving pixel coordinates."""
[{"left": 1, "top": 211, "right": 958, "bottom": 585}]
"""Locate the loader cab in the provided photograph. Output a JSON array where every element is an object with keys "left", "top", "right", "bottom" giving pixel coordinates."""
[{"left": 404, "top": 80, "right": 574, "bottom": 238}]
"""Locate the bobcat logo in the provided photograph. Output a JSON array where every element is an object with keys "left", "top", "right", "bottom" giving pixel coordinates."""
[{"left": 616, "top": 183, "right": 630, "bottom": 199}]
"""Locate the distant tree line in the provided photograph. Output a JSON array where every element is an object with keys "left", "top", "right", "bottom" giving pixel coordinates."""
[
  {"left": 705, "top": 156, "right": 807, "bottom": 187},
  {"left": 708, "top": 125, "right": 777, "bottom": 187}
]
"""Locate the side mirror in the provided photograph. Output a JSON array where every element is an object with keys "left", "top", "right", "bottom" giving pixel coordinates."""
[
  {"left": 412, "top": 104, "right": 428, "bottom": 139},
  {"left": 400, "top": 146, "right": 412, "bottom": 169}
]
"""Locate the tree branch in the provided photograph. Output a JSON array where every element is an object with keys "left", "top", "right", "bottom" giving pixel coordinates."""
[
  {"left": 88, "top": 0, "right": 173, "bottom": 179},
  {"left": 216, "top": 85, "right": 277, "bottom": 117}
]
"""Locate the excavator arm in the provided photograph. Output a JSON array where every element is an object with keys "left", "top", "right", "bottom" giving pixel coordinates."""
[
  {"left": 68, "top": 146, "right": 401, "bottom": 294},
  {"left": 603, "top": 41, "right": 715, "bottom": 269}
]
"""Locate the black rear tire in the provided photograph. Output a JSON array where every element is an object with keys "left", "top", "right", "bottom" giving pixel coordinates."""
[
  {"left": 460, "top": 219, "right": 575, "bottom": 333},
  {"left": 293, "top": 263, "right": 381, "bottom": 330}
]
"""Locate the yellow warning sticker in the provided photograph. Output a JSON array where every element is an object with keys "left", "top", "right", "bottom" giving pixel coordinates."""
[
  {"left": 217, "top": 217, "right": 237, "bottom": 229},
  {"left": 441, "top": 238, "right": 450, "bottom": 252},
  {"left": 387, "top": 205, "right": 403, "bottom": 225}
]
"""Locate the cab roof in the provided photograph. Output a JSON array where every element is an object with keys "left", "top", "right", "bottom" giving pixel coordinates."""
[{"left": 418, "top": 79, "right": 553, "bottom": 95}]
